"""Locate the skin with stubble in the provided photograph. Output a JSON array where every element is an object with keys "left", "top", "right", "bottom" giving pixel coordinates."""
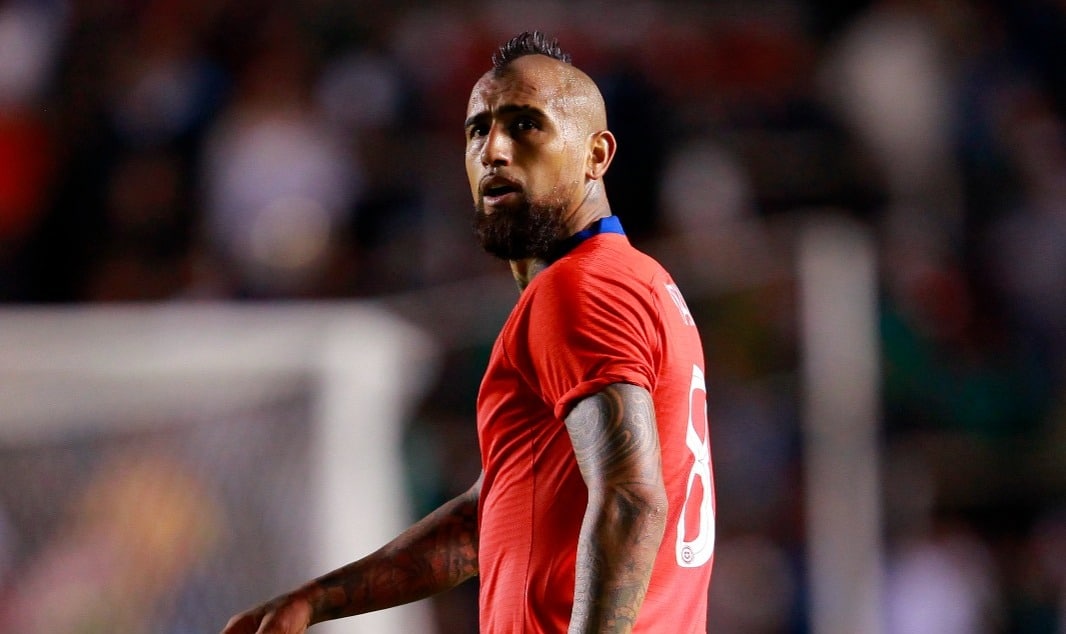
[{"left": 221, "top": 49, "right": 666, "bottom": 634}]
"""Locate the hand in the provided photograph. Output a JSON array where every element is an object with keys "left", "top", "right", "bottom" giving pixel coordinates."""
[{"left": 221, "top": 594, "right": 313, "bottom": 634}]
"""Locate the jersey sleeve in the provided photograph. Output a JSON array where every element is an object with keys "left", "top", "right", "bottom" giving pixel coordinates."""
[{"left": 527, "top": 264, "right": 660, "bottom": 420}]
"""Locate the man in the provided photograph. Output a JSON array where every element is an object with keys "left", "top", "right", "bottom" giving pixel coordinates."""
[{"left": 222, "top": 31, "right": 714, "bottom": 634}]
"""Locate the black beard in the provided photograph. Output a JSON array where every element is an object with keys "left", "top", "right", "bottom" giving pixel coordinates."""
[{"left": 473, "top": 197, "right": 569, "bottom": 261}]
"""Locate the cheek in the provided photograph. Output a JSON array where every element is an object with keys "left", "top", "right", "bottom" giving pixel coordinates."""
[
  {"left": 543, "top": 141, "right": 581, "bottom": 180},
  {"left": 553, "top": 144, "right": 586, "bottom": 190},
  {"left": 558, "top": 132, "right": 588, "bottom": 174},
  {"left": 465, "top": 153, "right": 481, "bottom": 197}
]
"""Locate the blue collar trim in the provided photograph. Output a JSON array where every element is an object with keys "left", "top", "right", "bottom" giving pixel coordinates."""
[{"left": 549, "top": 216, "right": 625, "bottom": 261}]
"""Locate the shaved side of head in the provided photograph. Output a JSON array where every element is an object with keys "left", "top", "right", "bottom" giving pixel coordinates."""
[{"left": 483, "top": 52, "right": 608, "bottom": 137}]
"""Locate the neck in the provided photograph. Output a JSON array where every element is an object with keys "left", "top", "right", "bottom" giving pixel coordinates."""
[
  {"left": 510, "top": 258, "right": 549, "bottom": 291},
  {"left": 565, "top": 182, "right": 611, "bottom": 238},
  {"left": 509, "top": 185, "right": 612, "bottom": 291}
]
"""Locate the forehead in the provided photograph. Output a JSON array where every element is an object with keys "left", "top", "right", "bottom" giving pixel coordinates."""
[{"left": 466, "top": 58, "right": 569, "bottom": 117}]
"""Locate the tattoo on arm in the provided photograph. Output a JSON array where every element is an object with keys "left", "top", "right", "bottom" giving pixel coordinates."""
[
  {"left": 565, "top": 383, "right": 668, "bottom": 633},
  {"left": 306, "top": 477, "right": 481, "bottom": 623}
]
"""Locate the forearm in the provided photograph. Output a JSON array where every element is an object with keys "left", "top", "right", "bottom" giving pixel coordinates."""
[
  {"left": 296, "top": 483, "right": 480, "bottom": 624},
  {"left": 564, "top": 383, "right": 668, "bottom": 633},
  {"left": 569, "top": 486, "right": 667, "bottom": 633}
]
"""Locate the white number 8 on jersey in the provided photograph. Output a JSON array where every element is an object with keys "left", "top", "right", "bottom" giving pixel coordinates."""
[{"left": 676, "top": 364, "right": 715, "bottom": 567}]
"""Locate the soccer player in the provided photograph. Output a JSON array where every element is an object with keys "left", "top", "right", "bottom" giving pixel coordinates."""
[{"left": 222, "top": 31, "right": 715, "bottom": 634}]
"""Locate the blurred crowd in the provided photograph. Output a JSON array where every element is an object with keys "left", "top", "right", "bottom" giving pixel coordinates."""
[{"left": 0, "top": 0, "right": 1064, "bottom": 632}]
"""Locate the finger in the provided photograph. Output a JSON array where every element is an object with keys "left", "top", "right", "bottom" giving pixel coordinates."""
[
  {"left": 256, "top": 611, "right": 306, "bottom": 634},
  {"left": 221, "top": 612, "right": 257, "bottom": 634}
]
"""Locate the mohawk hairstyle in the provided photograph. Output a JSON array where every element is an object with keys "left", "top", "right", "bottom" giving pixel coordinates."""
[{"left": 492, "top": 31, "right": 572, "bottom": 70}]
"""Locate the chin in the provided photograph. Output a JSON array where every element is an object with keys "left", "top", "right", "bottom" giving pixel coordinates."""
[{"left": 473, "top": 198, "right": 568, "bottom": 261}]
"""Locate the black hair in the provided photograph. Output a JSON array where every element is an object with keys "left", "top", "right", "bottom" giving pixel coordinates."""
[{"left": 491, "top": 31, "right": 572, "bottom": 71}]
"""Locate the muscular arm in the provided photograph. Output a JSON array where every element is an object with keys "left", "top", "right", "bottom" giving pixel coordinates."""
[
  {"left": 222, "top": 476, "right": 480, "bottom": 633},
  {"left": 564, "top": 383, "right": 668, "bottom": 633}
]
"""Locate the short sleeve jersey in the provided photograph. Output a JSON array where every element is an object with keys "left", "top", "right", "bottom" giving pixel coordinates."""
[{"left": 476, "top": 221, "right": 715, "bottom": 633}]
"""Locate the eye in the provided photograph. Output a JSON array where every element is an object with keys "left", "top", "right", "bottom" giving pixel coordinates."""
[
  {"left": 468, "top": 124, "right": 488, "bottom": 139},
  {"left": 513, "top": 116, "right": 538, "bottom": 133}
]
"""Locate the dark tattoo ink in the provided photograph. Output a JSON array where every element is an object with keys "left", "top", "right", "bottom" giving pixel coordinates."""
[
  {"left": 309, "top": 482, "right": 480, "bottom": 623},
  {"left": 565, "top": 383, "right": 667, "bottom": 633}
]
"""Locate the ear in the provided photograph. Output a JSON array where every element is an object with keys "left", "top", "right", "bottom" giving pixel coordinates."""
[{"left": 585, "top": 130, "right": 616, "bottom": 181}]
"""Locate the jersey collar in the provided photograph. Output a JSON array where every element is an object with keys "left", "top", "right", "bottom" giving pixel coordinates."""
[{"left": 548, "top": 215, "right": 625, "bottom": 262}]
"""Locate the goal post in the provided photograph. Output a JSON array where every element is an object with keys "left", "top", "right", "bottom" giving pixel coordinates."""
[
  {"left": 798, "top": 214, "right": 885, "bottom": 634},
  {"left": 0, "top": 302, "right": 440, "bottom": 634}
]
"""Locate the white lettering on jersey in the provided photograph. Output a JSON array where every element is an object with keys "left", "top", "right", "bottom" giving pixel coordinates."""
[{"left": 664, "top": 283, "right": 696, "bottom": 326}]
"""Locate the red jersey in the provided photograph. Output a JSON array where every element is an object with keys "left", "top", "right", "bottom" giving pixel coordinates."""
[{"left": 476, "top": 221, "right": 715, "bottom": 633}]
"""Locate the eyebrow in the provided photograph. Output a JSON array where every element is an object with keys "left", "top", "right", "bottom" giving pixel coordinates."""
[{"left": 464, "top": 104, "right": 546, "bottom": 129}]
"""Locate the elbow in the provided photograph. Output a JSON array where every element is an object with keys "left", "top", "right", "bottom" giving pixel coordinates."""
[{"left": 597, "top": 482, "right": 669, "bottom": 541}]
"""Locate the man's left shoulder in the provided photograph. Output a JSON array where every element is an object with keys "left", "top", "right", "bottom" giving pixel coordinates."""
[{"left": 575, "top": 236, "right": 663, "bottom": 276}]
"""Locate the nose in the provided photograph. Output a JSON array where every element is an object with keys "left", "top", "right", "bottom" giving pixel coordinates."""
[{"left": 480, "top": 124, "right": 511, "bottom": 167}]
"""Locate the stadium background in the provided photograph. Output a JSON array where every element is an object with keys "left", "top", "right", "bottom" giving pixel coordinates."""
[{"left": 0, "top": 0, "right": 1064, "bottom": 632}]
